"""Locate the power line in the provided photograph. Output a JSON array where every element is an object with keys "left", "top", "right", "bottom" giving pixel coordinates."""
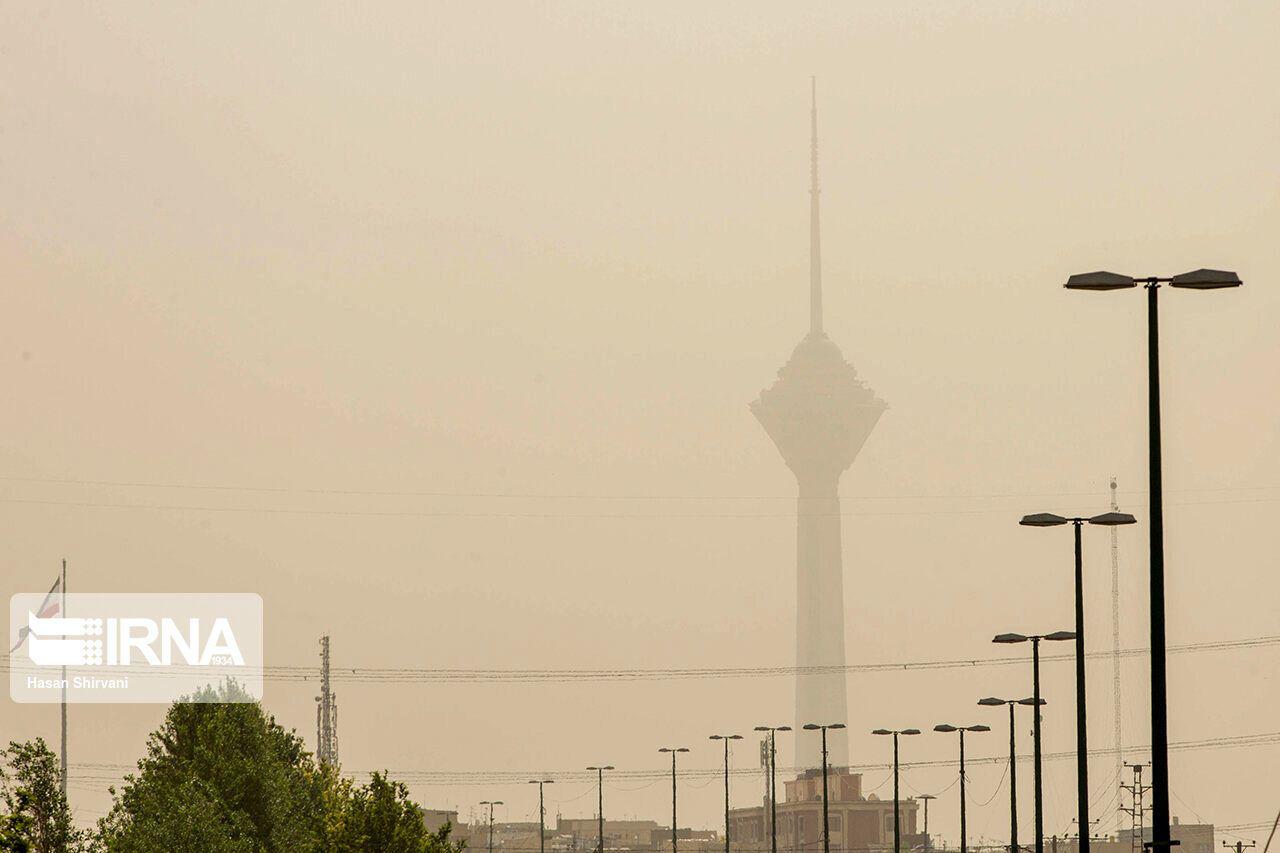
[
  {"left": 4, "top": 474, "right": 1278, "bottom": 501},
  {"left": 68, "top": 729, "right": 1280, "bottom": 784},
  {"left": 5, "top": 633, "right": 1274, "bottom": 683}
]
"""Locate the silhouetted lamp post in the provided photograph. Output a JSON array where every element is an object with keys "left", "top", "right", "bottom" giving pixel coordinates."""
[
  {"left": 586, "top": 766, "right": 614, "bottom": 853},
  {"left": 480, "top": 800, "right": 504, "bottom": 853},
  {"left": 709, "top": 735, "right": 743, "bottom": 853},
  {"left": 529, "top": 779, "right": 554, "bottom": 853},
  {"left": 978, "top": 696, "right": 1046, "bottom": 853},
  {"left": 933, "top": 725, "right": 989, "bottom": 853},
  {"left": 1020, "top": 510, "right": 1136, "bottom": 853},
  {"left": 993, "top": 632, "right": 1074, "bottom": 853},
  {"left": 658, "top": 747, "right": 690, "bottom": 853},
  {"left": 872, "top": 728, "right": 921, "bottom": 853},
  {"left": 802, "top": 723, "right": 846, "bottom": 853},
  {"left": 1065, "top": 266, "right": 1242, "bottom": 853},
  {"left": 753, "top": 725, "right": 791, "bottom": 853}
]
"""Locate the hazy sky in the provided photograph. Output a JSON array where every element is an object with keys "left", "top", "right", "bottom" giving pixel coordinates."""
[{"left": 3, "top": 0, "right": 1278, "bottom": 840}]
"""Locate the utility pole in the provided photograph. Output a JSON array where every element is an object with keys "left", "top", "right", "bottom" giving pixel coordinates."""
[
  {"left": 1120, "top": 763, "right": 1151, "bottom": 853},
  {"left": 1222, "top": 842, "right": 1256, "bottom": 853},
  {"left": 315, "top": 636, "right": 339, "bottom": 765},
  {"left": 1109, "top": 478, "right": 1124, "bottom": 832}
]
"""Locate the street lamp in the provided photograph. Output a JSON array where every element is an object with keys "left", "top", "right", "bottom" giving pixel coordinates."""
[
  {"left": 658, "top": 747, "right": 690, "bottom": 853},
  {"left": 753, "top": 725, "right": 792, "bottom": 853},
  {"left": 872, "top": 728, "right": 921, "bottom": 853},
  {"left": 479, "top": 800, "right": 504, "bottom": 853},
  {"left": 585, "top": 766, "right": 614, "bottom": 853},
  {"left": 1020, "top": 511, "right": 1136, "bottom": 853},
  {"left": 802, "top": 723, "right": 846, "bottom": 853},
  {"left": 993, "top": 632, "right": 1075, "bottom": 853},
  {"left": 978, "top": 696, "right": 1046, "bottom": 853},
  {"left": 932, "top": 725, "right": 989, "bottom": 853},
  {"left": 528, "top": 780, "right": 554, "bottom": 853},
  {"left": 1066, "top": 266, "right": 1242, "bottom": 853},
  {"left": 709, "top": 735, "right": 743, "bottom": 853}
]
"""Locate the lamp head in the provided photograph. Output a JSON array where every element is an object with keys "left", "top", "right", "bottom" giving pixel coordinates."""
[
  {"left": 1065, "top": 271, "right": 1137, "bottom": 291},
  {"left": 828, "top": 723, "right": 847, "bottom": 730},
  {"left": 777, "top": 726, "right": 792, "bottom": 732},
  {"left": 1088, "top": 512, "right": 1137, "bottom": 526},
  {"left": 802, "top": 724, "right": 821, "bottom": 731},
  {"left": 993, "top": 633, "right": 1029, "bottom": 644},
  {"left": 977, "top": 697, "right": 1006, "bottom": 706},
  {"left": 1169, "top": 269, "right": 1242, "bottom": 289},
  {"left": 1020, "top": 512, "right": 1069, "bottom": 527},
  {"left": 1017, "top": 698, "right": 1047, "bottom": 706},
  {"left": 965, "top": 725, "right": 992, "bottom": 733},
  {"left": 1046, "top": 631, "right": 1078, "bottom": 642},
  {"left": 934, "top": 724, "right": 958, "bottom": 733},
  {"left": 901, "top": 729, "right": 922, "bottom": 736},
  {"left": 872, "top": 729, "right": 892, "bottom": 736}
]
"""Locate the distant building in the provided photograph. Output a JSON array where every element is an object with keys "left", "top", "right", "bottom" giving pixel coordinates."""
[
  {"left": 730, "top": 768, "right": 922, "bottom": 853},
  {"left": 421, "top": 809, "right": 459, "bottom": 835},
  {"left": 1049, "top": 820, "right": 1214, "bottom": 853}
]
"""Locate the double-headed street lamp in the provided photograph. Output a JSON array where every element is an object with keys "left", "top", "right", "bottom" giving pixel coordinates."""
[
  {"left": 1021, "top": 510, "right": 1137, "bottom": 853},
  {"left": 978, "top": 696, "right": 1046, "bottom": 853},
  {"left": 753, "top": 725, "right": 791, "bottom": 853},
  {"left": 933, "top": 724, "right": 989, "bottom": 853},
  {"left": 1065, "top": 266, "right": 1242, "bottom": 853},
  {"left": 802, "top": 723, "right": 846, "bottom": 853},
  {"left": 528, "top": 779, "right": 554, "bottom": 853},
  {"left": 479, "top": 800, "right": 504, "bottom": 853},
  {"left": 993, "top": 632, "right": 1074, "bottom": 853},
  {"left": 585, "top": 765, "right": 614, "bottom": 853},
  {"left": 658, "top": 747, "right": 690, "bottom": 853},
  {"left": 709, "top": 734, "right": 743, "bottom": 853},
  {"left": 872, "top": 728, "right": 921, "bottom": 853}
]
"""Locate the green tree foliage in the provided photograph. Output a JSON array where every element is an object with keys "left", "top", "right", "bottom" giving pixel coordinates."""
[
  {"left": 96, "top": 681, "right": 465, "bottom": 853},
  {"left": 1, "top": 737, "right": 85, "bottom": 852}
]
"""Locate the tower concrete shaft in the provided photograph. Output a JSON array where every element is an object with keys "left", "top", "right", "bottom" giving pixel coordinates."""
[{"left": 750, "top": 81, "right": 885, "bottom": 769}]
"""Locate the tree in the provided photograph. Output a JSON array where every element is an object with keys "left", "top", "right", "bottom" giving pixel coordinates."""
[
  {"left": 323, "top": 771, "right": 464, "bottom": 853},
  {"left": 95, "top": 681, "right": 466, "bottom": 853},
  {"left": 1, "top": 737, "right": 84, "bottom": 852},
  {"left": 97, "top": 681, "right": 325, "bottom": 852}
]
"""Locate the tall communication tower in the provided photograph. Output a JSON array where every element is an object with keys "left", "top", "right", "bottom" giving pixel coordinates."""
[
  {"left": 316, "top": 635, "right": 339, "bottom": 765},
  {"left": 1109, "top": 478, "right": 1124, "bottom": 827}
]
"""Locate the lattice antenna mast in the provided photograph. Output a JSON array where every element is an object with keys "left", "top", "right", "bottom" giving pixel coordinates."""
[
  {"left": 1120, "top": 762, "right": 1151, "bottom": 853},
  {"left": 316, "top": 635, "right": 339, "bottom": 765},
  {"left": 1110, "top": 478, "right": 1124, "bottom": 829}
]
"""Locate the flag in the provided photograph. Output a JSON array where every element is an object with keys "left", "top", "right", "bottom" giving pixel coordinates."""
[{"left": 10, "top": 575, "right": 61, "bottom": 653}]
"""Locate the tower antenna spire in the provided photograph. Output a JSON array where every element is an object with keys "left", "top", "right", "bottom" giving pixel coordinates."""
[{"left": 809, "top": 76, "right": 823, "bottom": 335}]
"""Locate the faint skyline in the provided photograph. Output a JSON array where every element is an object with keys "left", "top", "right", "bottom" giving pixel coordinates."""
[{"left": 2, "top": 0, "right": 1278, "bottom": 840}]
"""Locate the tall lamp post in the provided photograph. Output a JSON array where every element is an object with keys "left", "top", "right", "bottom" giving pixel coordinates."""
[
  {"left": 586, "top": 766, "right": 614, "bottom": 853},
  {"left": 529, "top": 779, "right": 554, "bottom": 853},
  {"left": 993, "top": 632, "right": 1075, "bottom": 853},
  {"left": 933, "top": 725, "right": 989, "bottom": 853},
  {"left": 918, "top": 794, "right": 935, "bottom": 845},
  {"left": 872, "top": 728, "right": 921, "bottom": 853},
  {"left": 658, "top": 747, "right": 690, "bottom": 853},
  {"left": 1021, "top": 510, "right": 1137, "bottom": 853},
  {"left": 978, "top": 696, "right": 1047, "bottom": 853},
  {"left": 710, "top": 734, "right": 743, "bottom": 853},
  {"left": 1065, "top": 266, "right": 1243, "bottom": 853},
  {"left": 801, "top": 723, "right": 846, "bottom": 853},
  {"left": 479, "top": 800, "right": 504, "bottom": 853},
  {"left": 753, "top": 725, "right": 791, "bottom": 853}
]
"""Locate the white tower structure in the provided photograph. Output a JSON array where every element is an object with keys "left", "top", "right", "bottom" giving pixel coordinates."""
[{"left": 750, "top": 81, "right": 886, "bottom": 769}]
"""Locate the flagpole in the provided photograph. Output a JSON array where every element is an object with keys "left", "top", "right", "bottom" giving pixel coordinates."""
[{"left": 60, "top": 557, "right": 67, "bottom": 798}]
